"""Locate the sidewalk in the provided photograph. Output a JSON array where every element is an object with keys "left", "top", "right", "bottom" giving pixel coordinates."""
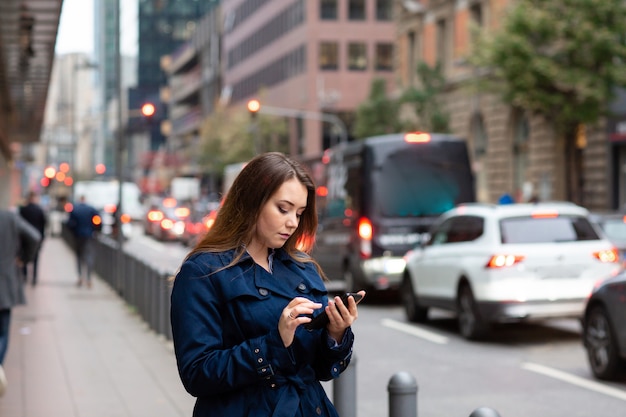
[{"left": 0, "top": 237, "right": 195, "bottom": 417}]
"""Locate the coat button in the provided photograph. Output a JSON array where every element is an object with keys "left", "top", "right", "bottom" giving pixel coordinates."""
[
  {"left": 316, "top": 406, "right": 322, "bottom": 415},
  {"left": 259, "top": 288, "right": 269, "bottom": 296},
  {"left": 254, "top": 349, "right": 260, "bottom": 353},
  {"left": 258, "top": 358, "right": 263, "bottom": 363},
  {"left": 297, "top": 283, "right": 307, "bottom": 291}
]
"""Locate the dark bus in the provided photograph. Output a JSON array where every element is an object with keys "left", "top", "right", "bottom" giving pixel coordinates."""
[{"left": 301, "top": 132, "right": 475, "bottom": 294}]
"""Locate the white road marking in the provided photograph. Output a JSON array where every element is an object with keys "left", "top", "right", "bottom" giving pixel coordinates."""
[
  {"left": 521, "top": 362, "right": 626, "bottom": 401},
  {"left": 381, "top": 318, "right": 449, "bottom": 344}
]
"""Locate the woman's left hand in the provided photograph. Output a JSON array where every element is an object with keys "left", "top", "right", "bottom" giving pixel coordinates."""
[{"left": 326, "top": 290, "right": 366, "bottom": 343}]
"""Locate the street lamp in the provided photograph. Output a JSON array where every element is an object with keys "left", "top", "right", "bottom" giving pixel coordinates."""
[{"left": 247, "top": 99, "right": 261, "bottom": 154}]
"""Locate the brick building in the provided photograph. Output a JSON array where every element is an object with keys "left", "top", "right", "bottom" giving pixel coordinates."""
[{"left": 394, "top": 0, "right": 617, "bottom": 209}]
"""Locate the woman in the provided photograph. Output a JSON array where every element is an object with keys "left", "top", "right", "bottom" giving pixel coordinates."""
[{"left": 170, "top": 152, "right": 365, "bottom": 417}]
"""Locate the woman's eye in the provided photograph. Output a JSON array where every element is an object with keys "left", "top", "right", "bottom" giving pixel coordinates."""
[{"left": 278, "top": 207, "right": 288, "bottom": 214}]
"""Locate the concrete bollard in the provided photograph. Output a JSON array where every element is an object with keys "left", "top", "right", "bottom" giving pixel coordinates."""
[
  {"left": 334, "top": 355, "right": 357, "bottom": 417},
  {"left": 388, "top": 372, "right": 418, "bottom": 417},
  {"left": 469, "top": 407, "right": 502, "bottom": 417}
]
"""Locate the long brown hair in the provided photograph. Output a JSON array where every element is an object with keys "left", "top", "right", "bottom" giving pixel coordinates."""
[{"left": 189, "top": 152, "right": 326, "bottom": 280}]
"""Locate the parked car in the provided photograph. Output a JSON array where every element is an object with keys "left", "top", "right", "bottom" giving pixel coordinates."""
[
  {"left": 589, "top": 212, "right": 626, "bottom": 266},
  {"left": 582, "top": 272, "right": 626, "bottom": 380},
  {"left": 143, "top": 197, "right": 190, "bottom": 241},
  {"left": 402, "top": 202, "right": 621, "bottom": 340}
]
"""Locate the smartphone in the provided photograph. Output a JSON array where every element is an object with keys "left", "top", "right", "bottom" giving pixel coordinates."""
[{"left": 304, "top": 292, "right": 363, "bottom": 331}]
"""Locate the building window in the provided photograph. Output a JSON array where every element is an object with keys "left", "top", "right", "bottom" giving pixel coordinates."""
[
  {"left": 348, "top": 0, "right": 366, "bottom": 21},
  {"left": 470, "top": 2, "right": 483, "bottom": 26},
  {"left": 375, "top": 43, "right": 393, "bottom": 71},
  {"left": 376, "top": 0, "right": 392, "bottom": 21},
  {"left": 436, "top": 18, "right": 448, "bottom": 70},
  {"left": 348, "top": 42, "right": 367, "bottom": 70},
  {"left": 471, "top": 113, "right": 489, "bottom": 202},
  {"left": 513, "top": 112, "right": 530, "bottom": 201},
  {"left": 320, "top": 0, "right": 337, "bottom": 20},
  {"left": 320, "top": 42, "right": 339, "bottom": 70},
  {"left": 407, "top": 31, "right": 416, "bottom": 84}
]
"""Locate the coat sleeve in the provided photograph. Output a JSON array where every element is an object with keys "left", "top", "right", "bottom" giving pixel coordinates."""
[
  {"left": 312, "top": 326, "right": 354, "bottom": 381},
  {"left": 170, "top": 259, "right": 294, "bottom": 398}
]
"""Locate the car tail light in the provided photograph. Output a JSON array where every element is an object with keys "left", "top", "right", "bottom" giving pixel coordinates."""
[
  {"left": 120, "top": 213, "right": 131, "bottom": 224},
  {"left": 404, "top": 132, "right": 431, "bottom": 143},
  {"left": 175, "top": 207, "right": 190, "bottom": 218},
  {"left": 531, "top": 210, "right": 558, "bottom": 218},
  {"left": 92, "top": 215, "right": 102, "bottom": 226},
  {"left": 161, "top": 218, "right": 174, "bottom": 230},
  {"left": 163, "top": 197, "right": 177, "bottom": 208},
  {"left": 147, "top": 210, "right": 163, "bottom": 222},
  {"left": 103, "top": 204, "right": 116, "bottom": 213},
  {"left": 358, "top": 217, "right": 373, "bottom": 258},
  {"left": 485, "top": 254, "right": 525, "bottom": 268},
  {"left": 592, "top": 248, "right": 619, "bottom": 263}
]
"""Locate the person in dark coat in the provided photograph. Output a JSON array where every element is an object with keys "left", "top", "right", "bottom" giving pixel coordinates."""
[
  {"left": 0, "top": 208, "right": 41, "bottom": 397},
  {"left": 18, "top": 191, "right": 47, "bottom": 286},
  {"left": 170, "top": 152, "right": 366, "bottom": 417},
  {"left": 67, "top": 195, "right": 100, "bottom": 288}
]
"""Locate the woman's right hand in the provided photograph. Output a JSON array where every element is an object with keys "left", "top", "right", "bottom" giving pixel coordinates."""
[{"left": 279, "top": 297, "right": 322, "bottom": 347}]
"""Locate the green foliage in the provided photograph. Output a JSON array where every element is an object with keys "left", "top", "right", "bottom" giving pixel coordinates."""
[
  {"left": 400, "top": 61, "right": 451, "bottom": 133},
  {"left": 470, "top": 0, "right": 626, "bottom": 130},
  {"left": 197, "top": 104, "right": 288, "bottom": 175},
  {"left": 353, "top": 78, "right": 403, "bottom": 139},
  {"left": 197, "top": 105, "right": 253, "bottom": 176}
]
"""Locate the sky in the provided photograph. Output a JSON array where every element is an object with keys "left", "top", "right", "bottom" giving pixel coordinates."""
[
  {"left": 55, "top": 0, "right": 138, "bottom": 56},
  {"left": 55, "top": 0, "right": 94, "bottom": 54}
]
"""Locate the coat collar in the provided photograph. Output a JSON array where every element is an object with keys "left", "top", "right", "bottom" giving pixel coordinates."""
[{"left": 216, "top": 247, "right": 327, "bottom": 298}]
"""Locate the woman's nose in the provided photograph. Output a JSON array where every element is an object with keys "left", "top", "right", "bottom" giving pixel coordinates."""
[{"left": 286, "top": 214, "right": 298, "bottom": 228}]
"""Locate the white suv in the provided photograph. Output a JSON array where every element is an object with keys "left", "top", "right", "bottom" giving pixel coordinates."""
[{"left": 401, "top": 202, "right": 621, "bottom": 340}]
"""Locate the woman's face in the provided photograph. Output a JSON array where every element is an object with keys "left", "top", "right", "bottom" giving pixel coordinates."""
[{"left": 251, "top": 178, "right": 307, "bottom": 250}]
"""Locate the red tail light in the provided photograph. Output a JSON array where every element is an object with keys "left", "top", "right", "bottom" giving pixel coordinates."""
[
  {"left": 593, "top": 248, "right": 619, "bottom": 263},
  {"left": 92, "top": 215, "right": 102, "bottom": 226},
  {"left": 175, "top": 207, "right": 190, "bottom": 218},
  {"left": 120, "top": 213, "right": 131, "bottom": 224},
  {"left": 486, "top": 254, "right": 525, "bottom": 268},
  {"left": 358, "top": 217, "right": 373, "bottom": 258},
  {"left": 147, "top": 210, "right": 163, "bottom": 222},
  {"left": 404, "top": 132, "right": 431, "bottom": 143},
  {"left": 161, "top": 219, "right": 174, "bottom": 230},
  {"left": 531, "top": 210, "right": 558, "bottom": 218}
]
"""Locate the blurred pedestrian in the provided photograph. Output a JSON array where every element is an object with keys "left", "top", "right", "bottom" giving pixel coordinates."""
[
  {"left": 67, "top": 195, "right": 99, "bottom": 288},
  {"left": 0, "top": 208, "right": 41, "bottom": 397},
  {"left": 18, "top": 191, "right": 47, "bottom": 286},
  {"left": 170, "top": 152, "right": 365, "bottom": 417}
]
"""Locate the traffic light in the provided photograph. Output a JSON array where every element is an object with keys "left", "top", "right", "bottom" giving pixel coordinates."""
[
  {"left": 247, "top": 99, "right": 260, "bottom": 118},
  {"left": 141, "top": 102, "right": 156, "bottom": 123}
]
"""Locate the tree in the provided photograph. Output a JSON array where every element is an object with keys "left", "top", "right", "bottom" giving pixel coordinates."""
[
  {"left": 401, "top": 61, "right": 451, "bottom": 133},
  {"left": 197, "top": 102, "right": 288, "bottom": 178},
  {"left": 469, "top": 0, "right": 626, "bottom": 203},
  {"left": 353, "top": 78, "right": 403, "bottom": 139}
]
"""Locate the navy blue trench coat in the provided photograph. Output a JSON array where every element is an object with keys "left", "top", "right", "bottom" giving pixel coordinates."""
[{"left": 170, "top": 248, "right": 354, "bottom": 417}]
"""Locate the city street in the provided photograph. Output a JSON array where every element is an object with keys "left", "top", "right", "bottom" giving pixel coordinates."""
[{"left": 127, "top": 228, "right": 626, "bottom": 417}]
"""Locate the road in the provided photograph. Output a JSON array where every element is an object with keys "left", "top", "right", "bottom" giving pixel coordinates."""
[{"left": 126, "top": 225, "right": 626, "bottom": 417}]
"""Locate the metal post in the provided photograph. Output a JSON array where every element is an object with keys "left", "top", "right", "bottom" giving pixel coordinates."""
[
  {"left": 468, "top": 407, "right": 502, "bottom": 417},
  {"left": 388, "top": 372, "right": 418, "bottom": 417},
  {"left": 114, "top": 0, "right": 125, "bottom": 291},
  {"left": 333, "top": 355, "right": 357, "bottom": 417}
]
